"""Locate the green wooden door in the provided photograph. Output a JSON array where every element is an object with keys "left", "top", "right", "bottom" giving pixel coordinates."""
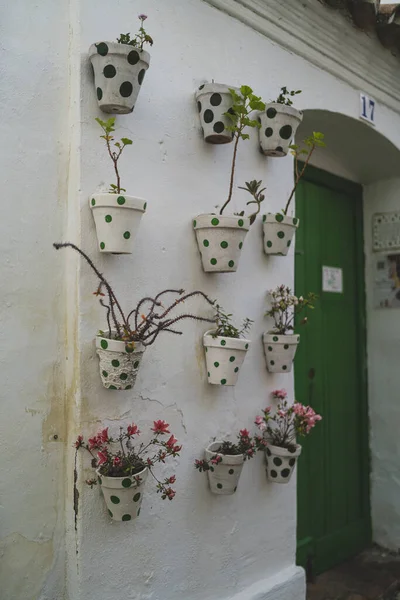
[{"left": 295, "top": 165, "right": 371, "bottom": 576}]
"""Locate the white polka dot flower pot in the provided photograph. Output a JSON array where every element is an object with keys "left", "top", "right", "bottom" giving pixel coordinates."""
[
  {"left": 90, "top": 193, "right": 146, "bottom": 254},
  {"left": 96, "top": 333, "right": 145, "bottom": 390},
  {"left": 195, "top": 83, "right": 237, "bottom": 144},
  {"left": 89, "top": 42, "right": 150, "bottom": 114},
  {"left": 262, "top": 213, "right": 299, "bottom": 256},
  {"left": 194, "top": 214, "right": 249, "bottom": 273},
  {"left": 205, "top": 442, "right": 245, "bottom": 495},
  {"left": 203, "top": 330, "right": 250, "bottom": 386},
  {"left": 263, "top": 332, "right": 300, "bottom": 373},
  {"left": 97, "top": 466, "right": 148, "bottom": 521},
  {"left": 258, "top": 103, "right": 303, "bottom": 157},
  {"left": 265, "top": 444, "right": 301, "bottom": 484}
]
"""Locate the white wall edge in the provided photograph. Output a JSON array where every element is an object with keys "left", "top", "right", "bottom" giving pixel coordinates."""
[
  {"left": 227, "top": 566, "right": 305, "bottom": 600},
  {"left": 203, "top": 0, "right": 400, "bottom": 114}
]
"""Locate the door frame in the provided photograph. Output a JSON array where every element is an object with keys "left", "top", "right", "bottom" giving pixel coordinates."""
[{"left": 295, "top": 164, "right": 371, "bottom": 574}]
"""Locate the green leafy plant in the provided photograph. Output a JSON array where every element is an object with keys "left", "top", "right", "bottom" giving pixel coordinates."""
[
  {"left": 275, "top": 86, "right": 302, "bottom": 106},
  {"left": 238, "top": 180, "right": 266, "bottom": 225},
  {"left": 117, "top": 14, "right": 153, "bottom": 50},
  {"left": 265, "top": 285, "right": 317, "bottom": 335},
  {"left": 212, "top": 304, "right": 253, "bottom": 339},
  {"left": 219, "top": 85, "right": 266, "bottom": 218},
  {"left": 95, "top": 117, "right": 132, "bottom": 194},
  {"left": 283, "top": 131, "right": 325, "bottom": 215},
  {"left": 194, "top": 430, "right": 256, "bottom": 472}
]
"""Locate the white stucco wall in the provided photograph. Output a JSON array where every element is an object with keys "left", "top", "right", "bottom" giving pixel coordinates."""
[
  {"left": 2, "top": 0, "right": 400, "bottom": 598},
  {"left": 0, "top": 1, "right": 69, "bottom": 599},
  {"left": 364, "top": 179, "right": 400, "bottom": 551}
]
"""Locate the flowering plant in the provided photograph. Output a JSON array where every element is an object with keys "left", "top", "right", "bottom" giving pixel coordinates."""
[
  {"left": 254, "top": 389, "right": 322, "bottom": 451},
  {"left": 265, "top": 285, "right": 317, "bottom": 335},
  {"left": 194, "top": 429, "right": 255, "bottom": 472},
  {"left": 75, "top": 420, "right": 181, "bottom": 500},
  {"left": 117, "top": 14, "right": 153, "bottom": 50}
]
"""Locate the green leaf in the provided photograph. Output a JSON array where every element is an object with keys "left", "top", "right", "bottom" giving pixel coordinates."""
[
  {"left": 121, "top": 137, "right": 133, "bottom": 145},
  {"left": 240, "top": 85, "right": 253, "bottom": 97}
]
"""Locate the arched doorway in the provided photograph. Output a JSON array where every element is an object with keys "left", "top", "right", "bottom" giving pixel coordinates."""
[{"left": 294, "top": 110, "right": 400, "bottom": 576}]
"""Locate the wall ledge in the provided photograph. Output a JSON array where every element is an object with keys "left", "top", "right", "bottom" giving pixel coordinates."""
[
  {"left": 224, "top": 566, "right": 305, "bottom": 600},
  {"left": 203, "top": 0, "right": 400, "bottom": 114}
]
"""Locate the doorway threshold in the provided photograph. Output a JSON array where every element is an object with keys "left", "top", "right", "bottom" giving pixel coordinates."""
[{"left": 306, "top": 545, "right": 400, "bottom": 600}]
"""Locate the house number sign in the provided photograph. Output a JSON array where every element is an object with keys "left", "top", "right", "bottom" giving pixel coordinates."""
[
  {"left": 322, "top": 266, "right": 343, "bottom": 293},
  {"left": 359, "top": 93, "right": 376, "bottom": 126},
  {"left": 373, "top": 212, "right": 400, "bottom": 252}
]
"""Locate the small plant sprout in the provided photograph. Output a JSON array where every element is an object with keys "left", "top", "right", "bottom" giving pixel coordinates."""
[
  {"left": 238, "top": 180, "right": 266, "bottom": 225},
  {"left": 220, "top": 86, "right": 266, "bottom": 217},
  {"left": 213, "top": 304, "right": 253, "bottom": 339},
  {"left": 96, "top": 117, "right": 133, "bottom": 194},
  {"left": 53, "top": 243, "right": 216, "bottom": 345},
  {"left": 275, "top": 86, "right": 302, "bottom": 106},
  {"left": 284, "top": 131, "right": 325, "bottom": 215},
  {"left": 117, "top": 14, "right": 153, "bottom": 50},
  {"left": 265, "top": 285, "right": 317, "bottom": 335}
]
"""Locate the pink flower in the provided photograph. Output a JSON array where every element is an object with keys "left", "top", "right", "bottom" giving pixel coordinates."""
[
  {"left": 99, "top": 428, "right": 109, "bottom": 443},
  {"left": 97, "top": 450, "right": 108, "bottom": 465},
  {"left": 166, "top": 434, "right": 178, "bottom": 448},
  {"left": 240, "top": 429, "right": 250, "bottom": 438},
  {"left": 168, "top": 475, "right": 176, "bottom": 484},
  {"left": 138, "top": 13, "right": 148, "bottom": 20},
  {"left": 254, "top": 416, "right": 264, "bottom": 425},
  {"left": 277, "top": 410, "right": 287, "bottom": 418},
  {"left": 75, "top": 435, "right": 84, "bottom": 448},
  {"left": 210, "top": 456, "right": 222, "bottom": 465},
  {"left": 88, "top": 435, "right": 100, "bottom": 450},
  {"left": 151, "top": 420, "right": 170, "bottom": 434},
  {"left": 113, "top": 456, "right": 121, "bottom": 467},
  {"left": 272, "top": 389, "right": 287, "bottom": 400},
  {"left": 164, "top": 487, "right": 176, "bottom": 500},
  {"left": 127, "top": 423, "right": 140, "bottom": 436}
]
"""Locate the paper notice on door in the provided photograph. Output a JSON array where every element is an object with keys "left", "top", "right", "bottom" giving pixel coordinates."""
[{"left": 322, "top": 266, "right": 343, "bottom": 293}]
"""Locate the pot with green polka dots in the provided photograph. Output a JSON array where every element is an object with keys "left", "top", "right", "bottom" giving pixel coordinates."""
[
  {"left": 262, "top": 213, "right": 299, "bottom": 256},
  {"left": 89, "top": 42, "right": 150, "bottom": 114},
  {"left": 195, "top": 83, "right": 238, "bottom": 144},
  {"left": 203, "top": 330, "right": 250, "bottom": 385},
  {"left": 205, "top": 442, "right": 245, "bottom": 495},
  {"left": 90, "top": 194, "right": 147, "bottom": 254},
  {"left": 263, "top": 332, "right": 299, "bottom": 373},
  {"left": 265, "top": 444, "right": 301, "bottom": 484},
  {"left": 258, "top": 104, "right": 303, "bottom": 157},
  {"left": 193, "top": 214, "right": 250, "bottom": 273},
  {"left": 97, "top": 466, "right": 148, "bottom": 521},
  {"left": 96, "top": 333, "right": 145, "bottom": 390}
]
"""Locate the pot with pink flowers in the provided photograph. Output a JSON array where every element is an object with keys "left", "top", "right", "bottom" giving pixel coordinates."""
[
  {"left": 75, "top": 420, "right": 181, "bottom": 521},
  {"left": 254, "top": 389, "right": 322, "bottom": 484},
  {"left": 195, "top": 430, "right": 255, "bottom": 495},
  {"left": 263, "top": 285, "right": 317, "bottom": 373}
]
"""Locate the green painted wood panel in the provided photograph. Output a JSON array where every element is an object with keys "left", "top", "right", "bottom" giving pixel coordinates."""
[{"left": 295, "top": 165, "right": 371, "bottom": 576}]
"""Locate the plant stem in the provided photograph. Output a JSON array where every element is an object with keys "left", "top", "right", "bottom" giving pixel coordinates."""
[
  {"left": 284, "top": 144, "right": 317, "bottom": 215},
  {"left": 220, "top": 132, "right": 240, "bottom": 215}
]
